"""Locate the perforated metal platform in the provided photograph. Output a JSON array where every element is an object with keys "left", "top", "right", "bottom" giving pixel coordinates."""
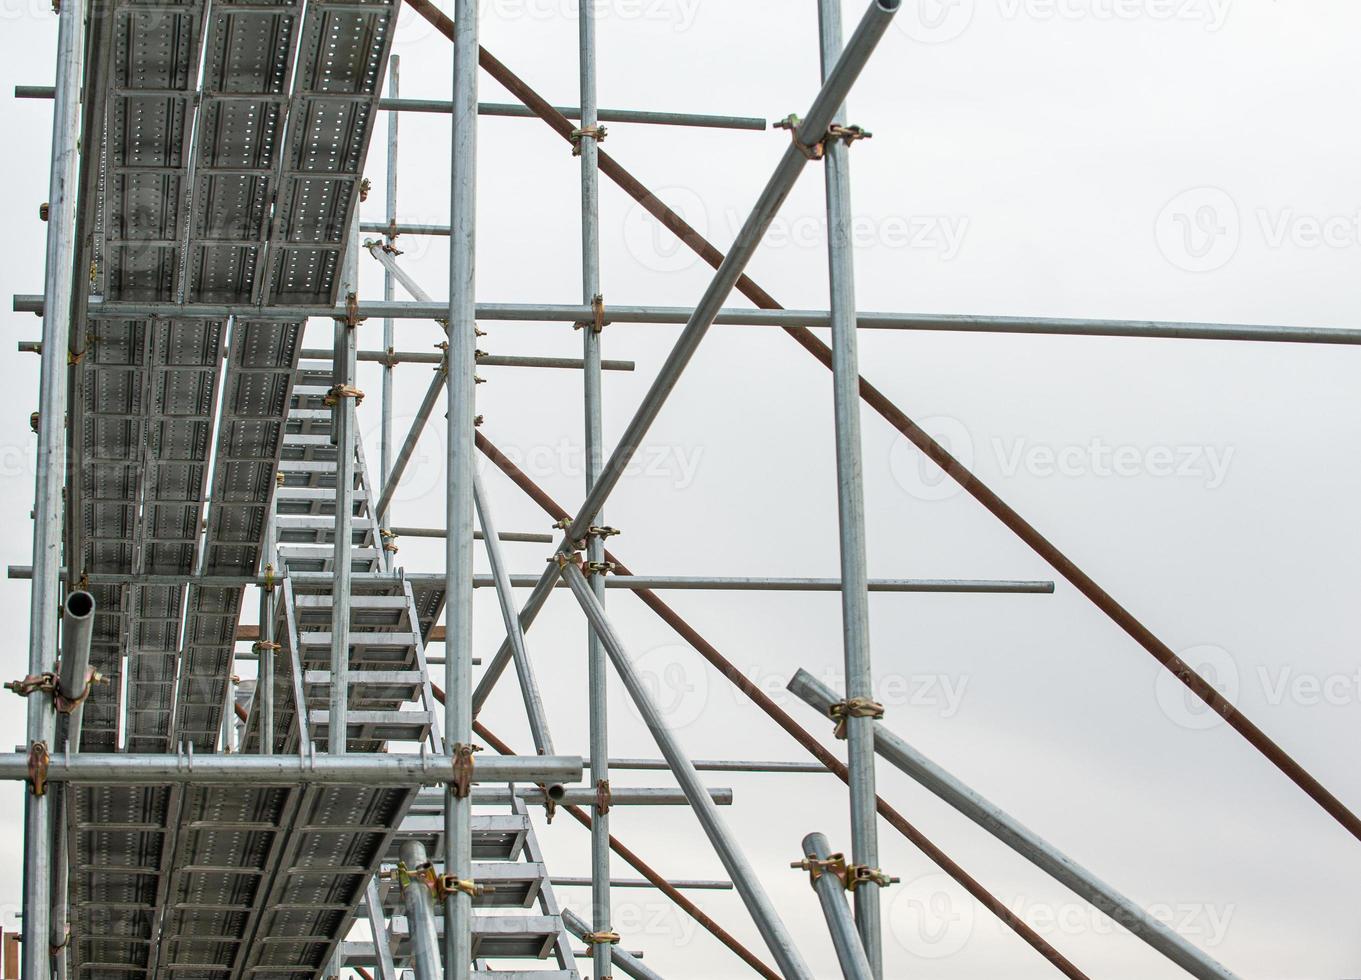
[{"left": 70, "top": 0, "right": 399, "bottom": 975}]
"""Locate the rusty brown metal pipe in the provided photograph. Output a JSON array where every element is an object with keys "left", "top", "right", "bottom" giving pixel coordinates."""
[
  {"left": 472, "top": 432, "right": 1090, "bottom": 980},
  {"left": 402, "top": 0, "right": 1358, "bottom": 846}
]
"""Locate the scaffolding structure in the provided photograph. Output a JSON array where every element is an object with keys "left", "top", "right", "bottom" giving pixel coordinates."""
[{"left": 10, "top": 0, "right": 1361, "bottom": 977}]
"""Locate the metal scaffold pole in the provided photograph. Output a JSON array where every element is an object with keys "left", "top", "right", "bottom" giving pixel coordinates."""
[
  {"left": 576, "top": 1, "right": 611, "bottom": 976},
  {"left": 562, "top": 561, "right": 814, "bottom": 979},
  {"left": 25, "top": 0, "right": 85, "bottom": 973},
  {"left": 331, "top": 212, "right": 361, "bottom": 756},
  {"left": 795, "top": 833, "right": 874, "bottom": 980},
  {"left": 788, "top": 669, "right": 1239, "bottom": 980},
  {"left": 380, "top": 54, "right": 399, "bottom": 529},
  {"left": 446, "top": 0, "right": 480, "bottom": 975},
  {"left": 399, "top": 841, "right": 445, "bottom": 980},
  {"left": 816, "top": 0, "right": 883, "bottom": 972}
]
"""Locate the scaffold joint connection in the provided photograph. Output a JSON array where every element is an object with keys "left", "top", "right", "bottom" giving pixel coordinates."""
[
  {"left": 450, "top": 741, "right": 481, "bottom": 798},
  {"left": 828, "top": 696, "right": 884, "bottom": 739}
]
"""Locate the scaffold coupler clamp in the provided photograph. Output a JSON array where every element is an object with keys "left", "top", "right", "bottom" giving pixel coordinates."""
[
  {"left": 262, "top": 563, "right": 276, "bottom": 592},
  {"left": 436, "top": 873, "right": 490, "bottom": 901},
  {"left": 252, "top": 641, "right": 280, "bottom": 656},
  {"left": 538, "top": 783, "right": 558, "bottom": 823},
  {"left": 582, "top": 930, "right": 621, "bottom": 946},
  {"left": 585, "top": 560, "right": 616, "bottom": 577},
  {"left": 323, "top": 384, "right": 365, "bottom": 408},
  {"left": 828, "top": 695, "right": 884, "bottom": 740},
  {"left": 595, "top": 777, "right": 611, "bottom": 816},
  {"left": 570, "top": 124, "right": 607, "bottom": 156},
  {"left": 791, "top": 851, "right": 898, "bottom": 891},
  {"left": 776, "top": 114, "right": 873, "bottom": 161},
  {"left": 586, "top": 525, "right": 620, "bottom": 540},
  {"left": 574, "top": 293, "right": 608, "bottom": 334},
  {"left": 380, "top": 528, "right": 399, "bottom": 554},
  {"left": 27, "top": 740, "right": 50, "bottom": 797},
  {"left": 343, "top": 291, "right": 365, "bottom": 329},
  {"left": 7, "top": 669, "right": 106, "bottom": 713},
  {"left": 450, "top": 741, "right": 481, "bottom": 798},
  {"left": 846, "top": 863, "right": 899, "bottom": 892}
]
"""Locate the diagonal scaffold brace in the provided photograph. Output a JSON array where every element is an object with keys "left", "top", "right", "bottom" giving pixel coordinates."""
[{"left": 401, "top": 0, "right": 1361, "bottom": 848}]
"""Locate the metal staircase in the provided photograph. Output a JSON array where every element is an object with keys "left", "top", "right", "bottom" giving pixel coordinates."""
[
  {"left": 249, "top": 355, "right": 580, "bottom": 977},
  {"left": 260, "top": 355, "right": 440, "bottom": 755}
]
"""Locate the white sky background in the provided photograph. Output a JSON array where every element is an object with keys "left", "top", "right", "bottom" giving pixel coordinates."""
[{"left": 1, "top": 0, "right": 1360, "bottom": 976}]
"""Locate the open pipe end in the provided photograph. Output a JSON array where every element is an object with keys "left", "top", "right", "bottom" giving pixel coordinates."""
[
  {"left": 545, "top": 783, "right": 566, "bottom": 802},
  {"left": 878, "top": 0, "right": 902, "bottom": 9},
  {"left": 64, "top": 590, "right": 95, "bottom": 620}
]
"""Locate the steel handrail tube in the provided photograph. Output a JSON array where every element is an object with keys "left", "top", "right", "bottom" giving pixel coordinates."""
[{"left": 0, "top": 752, "right": 584, "bottom": 787}]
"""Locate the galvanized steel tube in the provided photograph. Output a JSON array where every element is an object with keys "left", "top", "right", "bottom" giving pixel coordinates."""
[
  {"left": 0, "top": 752, "right": 584, "bottom": 787},
  {"left": 471, "top": 469, "right": 554, "bottom": 757},
  {"left": 562, "top": 562, "right": 813, "bottom": 979},
  {"left": 399, "top": 840, "right": 443, "bottom": 980},
  {"left": 817, "top": 0, "right": 882, "bottom": 969},
  {"left": 788, "top": 669, "right": 1239, "bottom": 980},
  {"left": 446, "top": 1, "right": 480, "bottom": 976},
  {"left": 26, "top": 0, "right": 85, "bottom": 973},
  {"left": 800, "top": 832, "right": 874, "bottom": 980}
]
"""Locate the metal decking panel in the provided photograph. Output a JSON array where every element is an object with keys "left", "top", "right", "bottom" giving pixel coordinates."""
[
  {"left": 266, "top": 0, "right": 395, "bottom": 305},
  {"left": 176, "top": 318, "right": 302, "bottom": 750},
  {"left": 72, "top": 0, "right": 400, "bottom": 976}
]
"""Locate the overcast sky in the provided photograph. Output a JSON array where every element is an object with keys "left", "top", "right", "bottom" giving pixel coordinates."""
[{"left": 2, "top": 0, "right": 1360, "bottom": 976}]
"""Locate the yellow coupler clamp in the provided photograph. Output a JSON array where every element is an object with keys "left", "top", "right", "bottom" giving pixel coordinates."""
[
  {"left": 435, "top": 874, "right": 490, "bottom": 901},
  {"left": 827, "top": 696, "right": 885, "bottom": 740},
  {"left": 791, "top": 852, "right": 898, "bottom": 891},
  {"left": 582, "top": 931, "right": 621, "bottom": 946},
  {"left": 323, "top": 384, "right": 365, "bottom": 408},
  {"left": 27, "top": 741, "right": 50, "bottom": 797},
  {"left": 450, "top": 742, "right": 481, "bottom": 799},
  {"left": 7, "top": 669, "right": 107, "bottom": 713}
]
